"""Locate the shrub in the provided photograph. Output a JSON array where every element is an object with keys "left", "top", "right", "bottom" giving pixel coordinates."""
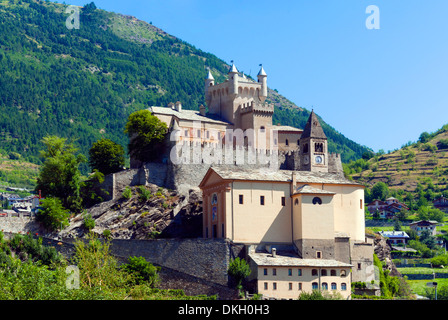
[
  {"left": 138, "top": 185, "right": 151, "bottom": 202},
  {"left": 122, "top": 186, "right": 132, "bottom": 199},
  {"left": 83, "top": 214, "right": 95, "bottom": 231},
  {"left": 36, "top": 197, "right": 70, "bottom": 231},
  {"left": 121, "top": 256, "right": 160, "bottom": 287},
  {"left": 227, "top": 257, "right": 251, "bottom": 289}
]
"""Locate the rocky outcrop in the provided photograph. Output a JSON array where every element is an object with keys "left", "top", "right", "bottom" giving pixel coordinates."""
[
  {"left": 61, "top": 184, "right": 203, "bottom": 240},
  {"left": 374, "top": 234, "right": 401, "bottom": 277}
]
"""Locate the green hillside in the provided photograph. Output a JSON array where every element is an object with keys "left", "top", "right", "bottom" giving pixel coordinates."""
[
  {"left": 0, "top": 0, "right": 370, "bottom": 174},
  {"left": 345, "top": 123, "right": 448, "bottom": 210}
]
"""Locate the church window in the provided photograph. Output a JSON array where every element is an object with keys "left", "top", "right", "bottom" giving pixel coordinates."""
[
  {"left": 264, "top": 268, "right": 268, "bottom": 276},
  {"left": 239, "top": 194, "right": 244, "bottom": 204},
  {"left": 285, "top": 139, "right": 289, "bottom": 146},
  {"left": 341, "top": 283, "right": 347, "bottom": 291},
  {"left": 273, "top": 282, "right": 277, "bottom": 290},
  {"left": 360, "top": 199, "right": 363, "bottom": 209},
  {"left": 322, "top": 282, "right": 328, "bottom": 290},
  {"left": 260, "top": 196, "right": 265, "bottom": 205},
  {"left": 321, "top": 269, "right": 326, "bottom": 276},
  {"left": 315, "top": 142, "right": 323, "bottom": 153},
  {"left": 273, "top": 268, "right": 277, "bottom": 276},
  {"left": 312, "top": 282, "right": 318, "bottom": 290},
  {"left": 298, "top": 283, "right": 302, "bottom": 290},
  {"left": 312, "top": 197, "right": 322, "bottom": 205},
  {"left": 288, "top": 269, "right": 292, "bottom": 276},
  {"left": 298, "top": 269, "right": 302, "bottom": 276},
  {"left": 312, "top": 269, "right": 318, "bottom": 276},
  {"left": 303, "top": 143, "right": 309, "bottom": 154},
  {"left": 264, "top": 282, "right": 268, "bottom": 290},
  {"left": 331, "top": 283, "right": 337, "bottom": 290},
  {"left": 294, "top": 199, "right": 299, "bottom": 206},
  {"left": 331, "top": 270, "right": 336, "bottom": 276},
  {"left": 281, "top": 197, "right": 286, "bottom": 206},
  {"left": 289, "top": 283, "right": 293, "bottom": 290},
  {"left": 260, "top": 126, "right": 265, "bottom": 132},
  {"left": 317, "top": 251, "right": 322, "bottom": 259}
]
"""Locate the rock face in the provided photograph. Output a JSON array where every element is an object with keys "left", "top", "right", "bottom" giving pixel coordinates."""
[
  {"left": 61, "top": 184, "right": 203, "bottom": 240},
  {"left": 374, "top": 234, "right": 401, "bottom": 277}
]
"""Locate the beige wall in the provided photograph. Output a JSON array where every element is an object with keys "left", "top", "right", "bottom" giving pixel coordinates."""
[
  {"left": 292, "top": 193, "right": 335, "bottom": 242},
  {"left": 202, "top": 176, "right": 365, "bottom": 245},
  {"left": 231, "top": 181, "right": 292, "bottom": 243},
  {"left": 325, "top": 185, "right": 365, "bottom": 241},
  {"left": 255, "top": 266, "right": 351, "bottom": 300},
  {"left": 277, "top": 131, "right": 301, "bottom": 152}
]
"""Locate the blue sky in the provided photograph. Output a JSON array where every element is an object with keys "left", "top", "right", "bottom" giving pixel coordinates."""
[{"left": 62, "top": 0, "right": 448, "bottom": 153}]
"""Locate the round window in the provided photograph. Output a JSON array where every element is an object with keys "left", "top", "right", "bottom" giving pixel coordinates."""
[{"left": 312, "top": 197, "right": 322, "bottom": 205}]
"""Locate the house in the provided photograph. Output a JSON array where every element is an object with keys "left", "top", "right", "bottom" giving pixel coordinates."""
[
  {"left": 379, "top": 231, "right": 409, "bottom": 245},
  {"left": 199, "top": 111, "right": 374, "bottom": 299},
  {"left": 409, "top": 220, "right": 438, "bottom": 236},
  {"left": 433, "top": 196, "right": 448, "bottom": 213},
  {"left": 367, "top": 197, "right": 408, "bottom": 219}
]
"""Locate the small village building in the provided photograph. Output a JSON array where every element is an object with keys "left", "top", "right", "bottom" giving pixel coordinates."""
[
  {"left": 409, "top": 220, "right": 438, "bottom": 236},
  {"left": 367, "top": 197, "right": 408, "bottom": 219},
  {"left": 379, "top": 231, "right": 409, "bottom": 246},
  {"left": 433, "top": 196, "right": 448, "bottom": 213}
]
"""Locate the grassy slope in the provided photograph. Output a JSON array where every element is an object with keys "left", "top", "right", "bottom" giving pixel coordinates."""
[{"left": 349, "top": 130, "right": 448, "bottom": 193}]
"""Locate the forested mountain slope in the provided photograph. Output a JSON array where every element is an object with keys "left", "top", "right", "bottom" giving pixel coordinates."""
[{"left": 0, "top": 0, "right": 370, "bottom": 173}]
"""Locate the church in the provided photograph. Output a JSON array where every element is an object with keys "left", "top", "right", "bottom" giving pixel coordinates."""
[{"left": 148, "top": 63, "right": 375, "bottom": 299}]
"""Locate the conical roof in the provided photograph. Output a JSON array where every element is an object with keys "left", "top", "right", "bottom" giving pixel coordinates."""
[
  {"left": 206, "top": 69, "right": 214, "bottom": 80},
  {"left": 228, "top": 63, "right": 238, "bottom": 73},
  {"left": 258, "top": 65, "right": 267, "bottom": 77},
  {"left": 301, "top": 110, "right": 326, "bottom": 139}
]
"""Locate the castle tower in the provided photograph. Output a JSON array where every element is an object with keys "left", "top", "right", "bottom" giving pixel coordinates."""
[
  {"left": 299, "top": 111, "right": 328, "bottom": 172},
  {"left": 257, "top": 65, "right": 268, "bottom": 102},
  {"left": 228, "top": 63, "right": 239, "bottom": 96},
  {"left": 205, "top": 69, "right": 214, "bottom": 107}
]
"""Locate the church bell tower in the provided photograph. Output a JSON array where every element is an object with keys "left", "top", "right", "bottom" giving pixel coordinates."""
[{"left": 299, "top": 111, "right": 328, "bottom": 172}]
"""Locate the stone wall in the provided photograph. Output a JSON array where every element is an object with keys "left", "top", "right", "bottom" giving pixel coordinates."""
[
  {"left": 0, "top": 216, "right": 43, "bottom": 234},
  {"left": 56, "top": 236, "right": 243, "bottom": 287}
]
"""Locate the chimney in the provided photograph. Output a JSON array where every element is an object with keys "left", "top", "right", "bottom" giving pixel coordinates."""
[
  {"left": 199, "top": 104, "right": 206, "bottom": 116},
  {"left": 272, "top": 248, "right": 277, "bottom": 258},
  {"left": 175, "top": 101, "right": 182, "bottom": 112},
  {"left": 291, "top": 171, "right": 296, "bottom": 195},
  {"left": 168, "top": 102, "right": 175, "bottom": 109}
]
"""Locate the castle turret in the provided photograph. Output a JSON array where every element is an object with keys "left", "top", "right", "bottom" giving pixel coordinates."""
[
  {"left": 205, "top": 69, "right": 214, "bottom": 106},
  {"left": 228, "top": 63, "right": 239, "bottom": 96},
  {"left": 257, "top": 65, "right": 267, "bottom": 102}
]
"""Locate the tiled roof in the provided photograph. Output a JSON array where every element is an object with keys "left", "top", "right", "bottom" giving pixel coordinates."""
[
  {"left": 273, "top": 125, "right": 303, "bottom": 132},
  {"left": 300, "top": 110, "right": 327, "bottom": 139},
  {"left": 294, "top": 184, "right": 336, "bottom": 195},
  {"left": 149, "top": 106, "right": 230, "bottom": 125},
  {"left": 249, "top": 252, "right": 352, "bottom": 267},
  {"left": 209, "top": 167, "right": 358, "bottom": 185}
]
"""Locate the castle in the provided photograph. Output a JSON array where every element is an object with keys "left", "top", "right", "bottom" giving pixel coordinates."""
[{"left": 137, "top": 63, "right": 375, "bottom": 299}]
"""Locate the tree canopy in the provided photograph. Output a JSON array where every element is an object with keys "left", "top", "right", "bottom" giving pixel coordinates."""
[{"left": 124, "top": 110, "right": 168, "bottom": 163}]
